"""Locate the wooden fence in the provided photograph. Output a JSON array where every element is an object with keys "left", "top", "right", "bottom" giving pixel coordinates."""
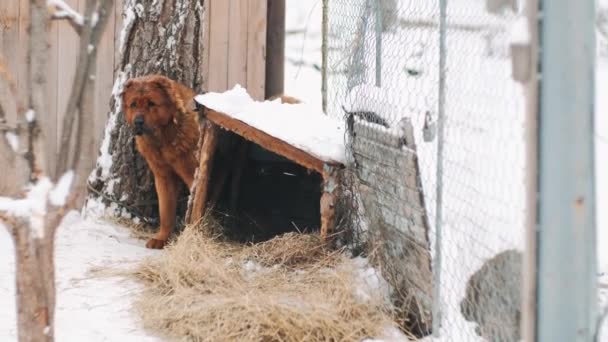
[
  {"left": 0, "top": 0, "right": 123, "bottom": 173},
  {"left": 204, "top": 0, "right": 268, "bottom": 99},
  {"left": 0, "top": 0, "right": 272, "bottom": 173}
]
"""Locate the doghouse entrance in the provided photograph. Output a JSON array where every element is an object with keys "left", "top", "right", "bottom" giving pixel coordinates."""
[{"left": 211, "top": 133, "right": 322, "bottom": 242}]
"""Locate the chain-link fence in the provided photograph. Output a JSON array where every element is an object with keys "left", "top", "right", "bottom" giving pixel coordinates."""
[{"left": 325, "top": 0, "right": 527, "bottom": 340}]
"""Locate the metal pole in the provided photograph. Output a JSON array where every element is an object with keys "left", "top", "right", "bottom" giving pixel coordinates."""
[
  {"left": 537, "top": 0, "right": 597, "bottom": 340},
  {"left": 321, "top": 0, "right": 328, "bottom": 113},
  {"left": 432, "top": 0, "right": 447, "bottom": 336},
  {"left": 521, "top": 0, "right": 540, "bottom": 340},
  {"left": 374, "top": 0, "right": 382, "bottom": 87}
]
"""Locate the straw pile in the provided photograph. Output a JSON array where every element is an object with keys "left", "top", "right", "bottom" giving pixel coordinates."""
[{"left": 131, "top": 217, "right": 406, "bottom": 341}]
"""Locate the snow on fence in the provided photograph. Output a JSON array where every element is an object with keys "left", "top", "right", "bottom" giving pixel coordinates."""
[{"left": 324, "top": 0, "right": 527, "bottom": 339}]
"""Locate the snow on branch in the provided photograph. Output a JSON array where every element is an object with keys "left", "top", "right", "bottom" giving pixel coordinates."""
[
  {"left": 49, "top": 171, "right": 74, "bottom": 206},
  {"left": 48, "top": 0, "right": 85, "bottom": 34},
  {"left": 0, "top": 171, "right": 74, "bottom": 238}
]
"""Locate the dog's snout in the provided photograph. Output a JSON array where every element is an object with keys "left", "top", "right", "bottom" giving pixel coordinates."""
[
  {"left": 133, "top": 115, "right": 145, "bottom": 135},
  {"left": 134, "top": 115, "right": 144, "bottom": 126}
]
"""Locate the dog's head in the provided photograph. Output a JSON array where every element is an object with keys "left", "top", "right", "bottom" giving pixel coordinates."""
[{"left": 122, "top": 75, "right": 180, "bottom": 136}]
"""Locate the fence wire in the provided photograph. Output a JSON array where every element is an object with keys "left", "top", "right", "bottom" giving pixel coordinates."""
[{"left": 325, "top": 0, "right": 527, "bottom": 340}]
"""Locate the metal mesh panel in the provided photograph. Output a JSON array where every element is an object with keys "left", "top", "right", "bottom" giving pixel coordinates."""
[{"left": 325, "top": 0, "right": 527, "bottom": 339}]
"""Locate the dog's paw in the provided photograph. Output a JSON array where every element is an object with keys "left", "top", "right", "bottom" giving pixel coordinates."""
[{"left": 145, "top": 238, "right": 167, "bottom": 249}]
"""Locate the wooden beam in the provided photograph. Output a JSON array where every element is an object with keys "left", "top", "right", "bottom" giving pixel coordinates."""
[
  {"left": 205, "top": 108, "right": 342, "bottom": 174},
  {"left": 320, "top": 166, "right": 339, "bottom": 240},
  {"left": 187, "top": 122, "right": 220, "bottom": 224}
]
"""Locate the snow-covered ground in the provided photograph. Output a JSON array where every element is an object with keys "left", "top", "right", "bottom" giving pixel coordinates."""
[{"left": 0, "top": 212, "right": 161, "bottom": 341}]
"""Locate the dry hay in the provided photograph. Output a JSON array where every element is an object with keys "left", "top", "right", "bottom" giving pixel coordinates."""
[
  {"left": 245, "top": 232, "right": 342, "bottom": 269},
  {"left": 132, "top": 217, "right": 407, "bottom": 342}
]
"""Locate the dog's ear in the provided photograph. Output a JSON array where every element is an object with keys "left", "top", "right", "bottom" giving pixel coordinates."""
[
  {"left": 121, "top": 79, "right": 135, "bottom": 98},
  {"left": 151, "top": 75, "right": 181, "bottom": 106},
  {"left": 124, "top": 79, "right": 134, "bottom": 89},
  {"left": 150, "top": 75, "right": 187, "bottom": 124},
  {"left": 149, "top": 75, "right": 175, "bottom": 96}
]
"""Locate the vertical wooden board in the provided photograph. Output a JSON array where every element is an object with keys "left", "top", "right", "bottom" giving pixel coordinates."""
[
  {"left": 0, "top": 0, "right": 21, "bottom": 123},
  {"left": 246, "top": 0, "right": 267, "bottom": 100},
  {"left": 114, "top": 0, "right": 123, "bottom": 74},
  {"left": 201, "top": 0, "right": 211, "bottom": 91},
  {"left": 45, "top": 14, "right": 60, "bottom": 174},
  {"left": 17, "top": 0, "right": 29, "bottom": 113},
  {"left": 56, "top": 0, "right": 81, "bottom": 148},
  {"left": 227, "top": 0, "right": 248, "bottom": 89},
  {"left": 207, "top": 0, "right": 230, "bottom": 92},
  {"left": 94, "top": 4, "right": 117, "bottom": 159}
]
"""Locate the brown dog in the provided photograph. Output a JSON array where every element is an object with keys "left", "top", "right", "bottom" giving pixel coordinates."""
[{"left": 122, "top": 75, "right": 199, "bottom": 249}]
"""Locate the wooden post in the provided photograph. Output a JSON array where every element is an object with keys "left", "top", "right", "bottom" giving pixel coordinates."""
[
  {"left": 320, "top": 165, "right": 339, "bottom": 240},
  {"left": 187, "top": 120, "right": 219, "bottom": 224},
  {"left": 265, "top": 0, "right": 285, "bottom": 98}
]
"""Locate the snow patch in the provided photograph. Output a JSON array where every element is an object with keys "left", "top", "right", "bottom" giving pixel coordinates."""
[
  {"left": 351, "top": 257, "right": 392, "bottom": 304},
  {"left": 119, "top": 2, "right": 137, "bottom": 57},
  {"left": 166, "top": 36, "right": 176, "bottom": 49},
  {"left": 134, "top": 3, "right": 145, "bottom": 18},
  {"left": 49, "top": 171, "right": 74, "bottom": 207},
  {"left": 195, "top": 85, "right": 347, "bottom": 165},
  {"left": 26, "top": 178, "right": 53, "bottom": 239},
  {"left": 510, "top": 16, "right": 530, "bottom": 45},
  {"left": 25, "top": 109, "right": 36, "bottom": 123},
  {"left": 89, "top": 69, "right": 130, "bottom": 185},
  {"left": 90, "top": 11, "right": 99, "bottom": 27},
  {"left": 5, "top": 132, "right": 19, "bottom": 152},
  {"left": 83, "top": 196, "right": 107, "bottom": 219},
  {"left": 89, "top": 110, "right": 116, "bottom": 183},
  {"left": 344, "top": 84, "right": 432, "bottom": 130}
]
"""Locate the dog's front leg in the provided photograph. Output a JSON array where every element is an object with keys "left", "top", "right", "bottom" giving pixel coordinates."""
[{"left": 146, "top": 169, "right": 178, "bottom": 249}]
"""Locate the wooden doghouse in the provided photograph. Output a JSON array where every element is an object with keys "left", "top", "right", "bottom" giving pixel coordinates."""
[{"left": 186, "top": 89, "right": 345, "bottom": 241}]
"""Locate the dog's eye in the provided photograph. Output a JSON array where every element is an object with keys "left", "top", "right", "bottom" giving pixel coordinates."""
[
  {"left": 130, "top": 102, "right": 137, "bottom": 109},
  {"left": 148, "top": 101, "right": 156, "bottom": 108}
]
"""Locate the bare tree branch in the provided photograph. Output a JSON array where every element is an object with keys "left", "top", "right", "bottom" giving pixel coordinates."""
[
  {"left": 47, "top": 0, "right": 84, "bottom": 34},
  {"left": 49, "top": 14, "right": 83, "bottom": 35},
  {"left": 55, "top": 0, "right": 114, "bottom": 180}
]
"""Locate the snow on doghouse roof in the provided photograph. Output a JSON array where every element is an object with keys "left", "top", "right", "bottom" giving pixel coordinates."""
[{"left": 195, "top": 85, "right": 346, "bottom": 166}]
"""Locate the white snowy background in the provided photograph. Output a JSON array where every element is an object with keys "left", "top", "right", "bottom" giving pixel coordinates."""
[{"left": 1, "top": 1, "right": 607, "bottom": 341}]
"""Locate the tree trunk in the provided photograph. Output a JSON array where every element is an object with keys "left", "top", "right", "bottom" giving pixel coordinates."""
[
  {"left": 12, "top": 211, "right": 62, "bottom": 342},
  {"left": 87, "top": 0, "right": 205, "bottom": 224}
]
